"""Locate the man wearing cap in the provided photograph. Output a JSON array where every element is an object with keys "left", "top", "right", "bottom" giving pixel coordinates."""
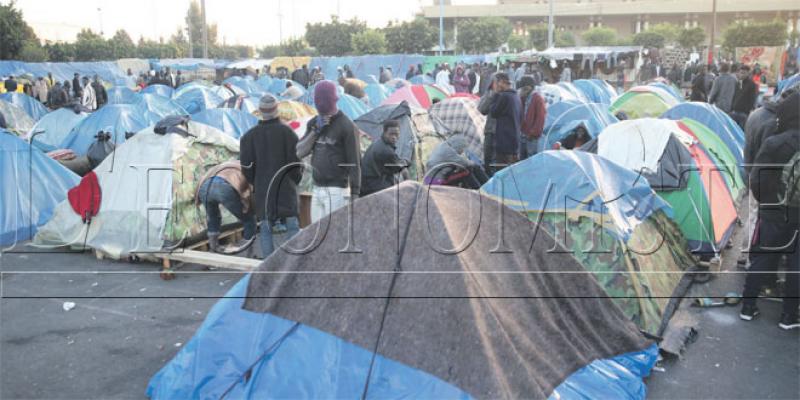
[
  {"left": 240, "top": 94, "right": 303, "bottom": 258},
  {"left": 298, "top": 80, "right": 362, "bottom": 222}
]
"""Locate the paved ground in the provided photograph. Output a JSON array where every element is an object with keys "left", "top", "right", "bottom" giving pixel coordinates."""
[{"left": 0, "top": 221, "right": 798, "bottom": 399}]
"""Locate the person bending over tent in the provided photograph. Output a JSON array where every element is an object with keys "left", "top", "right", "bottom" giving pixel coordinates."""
[
  {"left": 240, "top": 94, "right": 302, "bottom": 258},
  {"left": 360, "top": 120, "right": 409, "bottom": 197},
  {"left": 338, "top": 76, "right": 366, "bottom": 101},
  {"left": 194, "top": 161, "right": 256, "bottom": 256},
  {"left": 424, "top": 135, "right": 488, "bottom": 190},
  {"left": 280, "top": 81, "right": 304, "bottom": 101}
]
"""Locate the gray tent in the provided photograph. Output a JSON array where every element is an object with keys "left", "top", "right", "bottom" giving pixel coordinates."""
[{"left": 354, "top": 101, "right": 417, "bottom": 161}]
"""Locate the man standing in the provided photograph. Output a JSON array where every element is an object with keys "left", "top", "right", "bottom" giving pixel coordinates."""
[
  {"left": 740, "top": 91, "right": 800, "bottom": 330},
  {"left": 47, "top": 81, "right": 68, "bottom": 109},
  {"left": 379, "top": 66, "right": 392, "bottom": 84},
  {"left": 92, "top": 76, "right": 107, "bottom": 109},
  {"left": 72, "top": 73, "right": 82, "bottom": 99},
  {"left": 240, "top": 94, "right": 302, "bottom": 258},
  {"left": 690, "top": 65, "right": 708, "bottom": 101},
  {"left": 195, "top": 161, "right": 256, "bottom": 255},
  {"left": 478, "top": 75, "right": 498, "bottom": 175},
  {"left": 560, "top": 62, "right": 572, "bottom": 83},
  {"left": 4, "top": 75, "right": 18, "bottom": 92},
  {"left": 730, "top": 65, "right": 758, "bottom": 129},
  {"left": 405, "top": 65, "right": 416, "bottom": 80},
  {"left": 489, "top": 73, "right": 522, "bottom": 169},
  {"left": 298, "top": 81, "right": 361, "bottom": 223},
  {"left": 708, "top": 63, "right": 737, "bottom": 113},
  {"left": 80, "top": 76, "right": 96, "bottom": 111},
  {"left": 518, "top": 77, "right": 546, "bottom": 160},
  {"left": 33, "top": 77, "right": 49, "bottom": 105},
  {"left": 360, "top": 120, "right": 408, "bottom": 196},
  {"left": 175, "top": 70, "right": 183, "bottom": 88}
]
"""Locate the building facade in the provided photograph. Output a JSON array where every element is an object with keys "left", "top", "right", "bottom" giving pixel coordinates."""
[{"left": 422, "top": 0, "right": 800, "bottom": 46}]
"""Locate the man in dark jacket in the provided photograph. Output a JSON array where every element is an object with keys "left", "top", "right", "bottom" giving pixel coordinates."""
[
  {"left": 3, "top": 75, "right": 17, "bottom": 92},
  {"left": 690, "top": 65, "right": 708, "bottom": 101},
  {"left": 47, "top": 82, "right": 68, "bottom": 109},
  {"left": 740, "top": 91, "right": 800, "bottom": 330},
  {"left": 92, "top": 75, "right": 108, "bottom": 109},
  {"left": 730, "top": 65, "right": 758, "bottom": 128},
  {"left": 489, "top": 73, "right": 521, "bottom": 169},
  {"left": 478, "top": 74, "right": 497, "bottom": 175},
  {"left": 360, "top": 120, "right": 408, "bottom": 196},
  {"left": 240, "top": 93, "right": 302, "bottom": 258},
  {"left": 72, "top": 73, "right": 82, "bottom": 99},
  {"left": 298, "top": 80, "right": 362, "bottom": 223}
]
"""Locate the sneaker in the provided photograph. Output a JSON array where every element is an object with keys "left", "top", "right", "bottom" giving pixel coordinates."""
[
  {"left": 739, "top": 303, "right": 760, "bottom": 321},
  {"left": 778, "top": 314, "right": 800, "bottom": 330}
]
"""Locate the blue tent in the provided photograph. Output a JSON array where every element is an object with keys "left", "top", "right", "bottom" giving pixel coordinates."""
[
  {"left": 1, "top": 131, "right": 80, "bottom": 246},
  {"left": 223, "top": 76, "right": 265, "bottom": 97},
  {"left": 364, "top": 83, "right": 391, "bottom": 108},
  {"left": 337, "top": 93, "right": 370, "bottom": 120},
  {"left": 141, "top": 84, "right": 175, "bottom": 98},
  {"left": 174, "top": 87, "right": 225, "bottom": 115},
  {"left": 648, "top": 82, "right": 684, "bottom": 102},
  {"left": 268, "top": 79, "right": 305, "bottom": 97},
  {"left": 660, "top": 102, "right": 744, "bottom": 170},
  {"left": 61, "top": 104, "right": 152, "bottom": 155},
  {"left": 173, "top": 80, "right": 213, "bottom": 99},
  {"left": 191, "top": 108, "right": 258, "bottom": 139},
  {"left": 0, "top": 93, "right": 49, "bottom": 121},
  {"left": 28, "top": 108, "right": 89, "bottom": 152},
  {"left": 255, "top": 75, "right": 274, "bottom": 91},
  {"left": 776, "top": 73, "right": 799, "bottom": 95},
  {"left": 409, "top": 74, "right": 434, "bottom": 85},
  {"left": 135, "top": 94, "right": 188, "bottom": 125},
  {"left": 572, "top": 79, "right": 616, "bottom": 105},
  {"left": 540, "top": 100, "right": 618, "bottom": 152},
  {"left": 106, "top": 86, "right": 139, "bottom": 105},
  {"left": 0, "top": 100, "right": 36, "bottom": 135},
  {"left": 147, "top": 275, "right": 658, "bottom": 400}
]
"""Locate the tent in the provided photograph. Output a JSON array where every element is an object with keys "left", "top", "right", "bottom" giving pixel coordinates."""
[
  {"left": 218, "top": 95, "right": 260, "bottom": 115},
  {"left": 381, "top": 84, "right": 446, "bottom": 109},
  {"left": 536, "top": 83, "right": 588, "bottom": 106},
  {"left": 585, "top": 118, "right": 738, "bottom": 255},
  {"left": 267, "top": 79, "right": 305, "bottom": 97},
  {"left": 1, "top": 131, "right": 80, "bottom": 246},
  {"left": 540, "top": 100, "right": 618, "bottom": 152},
  {"left": 191, "top": 108, "right": 258, "bottom": 139},
  {"left": 26, "top": 107, "right": 89, "bottom": 152},
  {"left": 223, "top": 76, "right": 265, "bottom": 97},
  {"left": 776, "top": 73, "right": 800, "bottom": 95},
  {"left": 174, "top": 87, "right": 225, "bottom": 115},
  {"left": 276, "top": 100, "right": 317, "bottom": 122},
  {"left": 409, "top": 74, "right": 434, "bottom": 85},
  {"left": 428, "top": 97, "right": 485, "bottom": 159},
  {"left": 0, "top": 100, "right": 39, "bottom": 136},
  {"left": 255, "top": 75, "right": 273, "bottom": 92},
  {"left": 337, "top": 93, "right": 370, "bottom": 120},
  {"left": 572, "top": 79, "right": 616, "bottom": 105},
  {"left": 364, "top": 83, "right": 391, "bottom": 108},
  {"left": 147, "top": 182, "right": 658, "bottom": 400},
  {"left": 134, "top": 93, "right": 189, "bottom": 125},
  {"left": 610, "top": 85, "right": 683, "bottom": 119},
  {"left": 211, "top": 84, "right": 246, "bottom": 101},
  {"left": 678, "top": 118, "right": 745, "bottom": 200},
  {"left": 0, "top": 93, "right": 49, "bottom": 121},
  {"left": 34, "top": 121, "right": 240, "bottom": 258},
  {"left": 355, "top": 101, "right": 422, "bottom": 169},
  {"left": 648, "top": 81, "right": 684, "bottom": 102},
  {"left": 140, "top": 84, "right": 174, "bottom": 98},
  {"left": 481, "top": 151, "right": 694, "bottom": 335},
  {"left": 660, "top": 102, "right": 744, "bottom": 172},
  {"left": 172, "top": 81, "right": 214, "bottom": 99},
  {"left": 61, "top": 104, "right": 153, "bottom": 155},
  {"left": 106, "top": 86, "right": 139, "bottom": 105}
]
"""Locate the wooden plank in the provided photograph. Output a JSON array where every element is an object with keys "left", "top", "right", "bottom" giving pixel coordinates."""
[{"left": 147, "top": 249, "right": 261, "bottom": 271}]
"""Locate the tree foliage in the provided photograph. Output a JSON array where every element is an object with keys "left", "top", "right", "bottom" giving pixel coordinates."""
[
  {"left": 581, "top": 27, "right": 617, "bottom": 46},
  {"left": 19, "top": 40, "right": 48, "bottom": 62},
  {"left": 384, "top": 18, "right": 437, "bottom": 54},
  {"left": 0, "top": 2, "right": 37, "bottom": 59},
  {"left": 506, "top": 34, "right": 527, "bottom": 52},
  {"left": 185, "top": 0, "right": 218, "bottom": 57},
  {"left": 632, "top": 31, "right": 666, "bottom": 48},
  {"left": 259, "top": 37, "right": 314, "bottom": 58},
  {"left": 722, "top": 20, "right": 787, "bottom": 52},
  {"left": 457, "top": 17, "right": 513, "bottom": 53},
  {"left": 305, "top": 16, "right": 366, "bottom": 56},
  {"left": 647, "top": 23, "right": 681, "bottom": 44},
  {"left": 351, "top": 29, "right": 387, "bottom": 55},
  {"left": 74, "top": 29, "right": 113, "bottom": 61},
  {"left": 109, "top": 30, "right": 136, "bottom": 59},
  {"left": 529, "top": 25, "right": 575, "bottom": 49},
  {"left": 556, "top": 31, "right": 576, "bottom": 47},
  {"left": 677, "top": 27, "right": 706, "bottom": 49},
  {"left": 44, "top": 42, "right": 75, "bottom": 62}
]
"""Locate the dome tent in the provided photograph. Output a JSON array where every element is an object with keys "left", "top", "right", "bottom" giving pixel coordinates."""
[
  {"left": 26, "top": 107, "right": 89, "bottom": 152},
  {"left": 191, "top": 108, "right": 258, "bottom": 139},
  {"left": 174, "top": 87, "right": 225, "bottom": 115},
  {"left": 60, "top": 104, "right": 153, "bottom": 155},
  {"left": 0, "top": 92, "right": 49, "bottom": 120},
  {"left": 0, "top": 100, "right": 36, "bottom": 135},
  {"left": 610, "top": 85, "right": 683, "bottom": 119},
  {"left": 134, "top": 93, "right": 189, "bottom": 125},
  {"left": 140, "top": 84, "right": 174, "bottom": 98},
  {"left": 106, "top": 86, "right": 139, "bottom": 104}
]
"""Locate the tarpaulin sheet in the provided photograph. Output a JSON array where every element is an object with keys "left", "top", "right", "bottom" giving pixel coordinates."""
[
  {"left": 270, "top": 57, "right": 312, "bottom": 73},
  {"left": 777, "top": 73, "right": 800, "bottom": 95},
  {"left": 115, "top": 58, "right": 150, "bottom": 76},
  {"left": 135, "top": 94, "right": 188, "bottom": 125},
  {"left": 572, "top": 79, "right": 615, "bottom": 105},
  {"left": 191, "top": 108, "right": 257, "bottom": 139},
  {"left": 140, "top": 84, "right": 174, "bottom": 99},
  {"left": 222, "top": 76, "right": 265, "bottom": 97},
  {"left": 61, "top": 104, "right": 153, "bottom": 155},
  {"left": 0, "top": 100, "right": 36, "bottom": 135},
  {"left": 27, "top": 108, "right": 89, "bottom": 152},
  {"left": 106, "top": 86, "right": 139, "bottom": 105},
  {"left": 0, "top": 61, "right": 127, "bottom": 84},
  {"left": 174, "top": 87, "right": 225, "bottom": 115},
  {"left": 1, "top": 131, "right": 80, "bottom": 246},
  {"left": 0, "top": 93, "right": 49, "bottom": 121},
  {"left": 151, "top": 58, "right": 227, "bottom": 71},
  {"left": 337, "top": 93, "right": 370, "bottom": 120}
]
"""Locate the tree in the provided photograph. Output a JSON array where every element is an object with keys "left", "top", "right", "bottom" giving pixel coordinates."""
[
  {"left": 0, "top": 2, "right": 36, "bottom": 59},
  {"left": 185, "top": 1, "right": 219, "bottom": 57},
  {"left": 74, "top": 29, "right": 113, "bottom": 61},
  {"left": 305, "top": 16, "right": 366, "bottom": 56},
  {"left": 556, "top": 31, "right": 576, "bottom": 47},
  {"left": 632, "top": 31, "right": 666, "bottom": 48},
  {"left": 647, "top": 23, "right": 681, "bottom": 45},
  {"left": 722, "top": 20, "right": 787, "bottom": 52},
  {"left": 384, "top": 18, "right": 437, "bottom": 54},
  {"left": 19, "top": 40, "right": 48, "bottom": 62},
  {"left": 581, "top": 27, "right": 617, "bottom": 46},
  {"left": 109, "top": 29, "right": 137, "bottom": 59},
  {"left": 259, "top": 37, "right": 312, "bottom": 58},
  {"left": 44, "top": 41, "right": 74, "bottom": 62},
  {"left": 507, "top": 34, "right": 527, "bottom": 52},
  {"left": 169, "top": 27, "right": 190, "bottom": 58},
  {"left": 677, "top": 27, "right": 706, "bottom": 50},
  {"left": 527, "top": 25, "right": 548, "bottom": 50},
  {"left": 351, "top": 29, "right": 387, "bottom": 55},
  {"left": 457, "top": 17, "right": 513, "bottom": 53}
]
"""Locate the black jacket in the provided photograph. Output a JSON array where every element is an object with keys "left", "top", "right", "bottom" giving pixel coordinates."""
[
  {"left": 690, "top": 73, "right": 706, "bottom": 101},
  {"left": 47, "top": 87, "right": 68, "bottom": 108},
  {"left": 732, "top": 78, "right": 758, "bottom": 114},
  {"left": 92, "top": 82, "right": 108, "bottom": 107},
  {"left": 490, "top": 89, "right": 522, "bottom": 155},
  {"left": 360, "top": 137, "right": 406, "bottom": 196},
  {"left": 308, "top": 111, "right": 362, "bottom": 195},
  {"left": 72, "top": 77, "right": 81, "bottom": 97},
  {"left": 743, "top": 101, "right": 778, "bottom": 183},
  {"left": 750, "top": 128, "right": 799, "bottom": 223},
  {"left": 240, "top": 118, "right": 302, "bottom": 220}
]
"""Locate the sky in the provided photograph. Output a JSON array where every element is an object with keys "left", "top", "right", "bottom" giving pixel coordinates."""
[{"left": 13, "top": 0, "right": 495, "bottom": 48}]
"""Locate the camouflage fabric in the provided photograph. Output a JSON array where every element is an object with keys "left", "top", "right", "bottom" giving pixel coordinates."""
[
  {"left": 530, "top": 210, "right": 693, "bottom": 335},
  {"left": 781, "top": 152, "right": 800, "bottom": 207}
]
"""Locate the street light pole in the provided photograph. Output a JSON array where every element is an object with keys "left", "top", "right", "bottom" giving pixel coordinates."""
[
  {"left": 708, "top": 0, "right": 717, "bottom": 64},
  {"left": 547, "top": 0, "right": 554, "bottom": 49},
  {"left": 201, "top": 0, "right": 208, "bottom": 59},
  {"left": 439, "top": 0, "right": 444, "bottom": 55}
]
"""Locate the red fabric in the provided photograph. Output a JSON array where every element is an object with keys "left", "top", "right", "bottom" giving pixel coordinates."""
[
  {"left": 522, "top": 92, "right": 547, "bottom": 139},
  {"left": 410, "top": 85, "right": 431, "bottom": 109},
  {"left": 68, "top": 171, "right": 102, "bottom": 223}
]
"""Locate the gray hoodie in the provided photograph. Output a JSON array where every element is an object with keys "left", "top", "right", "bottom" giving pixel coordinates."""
[{"left": 708, "top": 73, "right": 737, "bottom": 113}]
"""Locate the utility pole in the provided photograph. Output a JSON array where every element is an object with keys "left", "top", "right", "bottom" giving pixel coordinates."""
[
  {"left": 201, "top": 0, "right": 208, "bottom": 59},
  {"left": 439, "top": 0, "right": 444, "bottom": 55},
  {"left": 708, "top": 0, "right": 717, "bottom": 64},
  {"left": 278, "top": 0, "right": 284, "bottom": 44},
  {"left": 97, "top": 8, "right": 104, "bottom": 36},
  {"left": 547, "top": 0, "right": 554, "bottom": 49}
]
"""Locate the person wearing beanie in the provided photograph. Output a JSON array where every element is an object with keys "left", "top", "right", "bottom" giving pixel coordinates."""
[
  {"left": 240, "top": 93, "right": 302, "bottom": 258},
  {"left": 298, "top": 80, "right": 362, "bottom": 222}
]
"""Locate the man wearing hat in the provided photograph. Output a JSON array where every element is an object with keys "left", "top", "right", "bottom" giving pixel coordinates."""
[{"left": 240, "top": 94, "right": 302, "bottom": 258}]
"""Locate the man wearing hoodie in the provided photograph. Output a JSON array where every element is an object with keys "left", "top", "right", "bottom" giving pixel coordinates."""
[
  {"left": 740, "top": 91, "right": 800, "bottom": 330},
  {"left": 489, "top": 72, "right": 522, "bottom": 170},
  {"left": 360, "top": 120, "right": 408, "bottom": 196},
  {"left": 298, "top": 81, "right": 362, "bottom": 222},
  {"left": 708, "top": 63, "right": 737, "bottom": 113}
]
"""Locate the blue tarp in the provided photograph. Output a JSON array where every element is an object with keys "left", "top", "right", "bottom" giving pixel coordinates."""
[
  {"left": 107, "top": 86, "right": 139, "bottom": 105},
  {"left": 62, "top": 104, "right": 153, "bottom": 155},
  {"left": 174, "top": 87, "right": 225, "bottom": 115},
  {"left": 540, "top": 100, "right": 618, "bottom": 152},
  {"left": 150, "top": 58, "right": 228, "bottom": 72},
  {"left": 409, "top": 74, "right": 435, "bottom": 85},
  {"left": 191, "top": 108, "right": 258, "bottom": 139},
  {"left": 134, "top": 94, "right": 188, "bottom": 125},
  {"left": 660, "top": 102, "right": 744, "bottom": 170},
  {"left": 572, "top": 79, "right": 616, "bottom": 105},
  {"left": 141, "top": 84, "right": 174, "bottom": 99},
  {"left": 28, "top": 108, "right": 89, "bottom": 152},
  {"left": 255, "top": 75, "right": 274, "bottom": 92},
  {"left": 147, "top": 275, "right": 658, "bottom": 400},
  {"left": 481, "top": 150, "right": 671, "bottom": 241},
  {"left": 173, "top": 81, "right": 213, "bottom": 99},
  {"left": 0, "top": 61, "right": 127, "bottom": 85},
  {"left": 337, "top": 93, "right": 370, "bottom": 120},
  {"left": 364, "top": 83, "right": 391, "bottom": 108},
  {"left": 0, "top": 93, "right": 49, "bottom": 121},
  {"left": 1, "top": 131, "right": 80, "bottom": 246},
  {"left": 776, "top": 73, "right": 799, "bottom": 96},
  {"left": 223, "top": 76, "right": 265, "bottom": 97}
]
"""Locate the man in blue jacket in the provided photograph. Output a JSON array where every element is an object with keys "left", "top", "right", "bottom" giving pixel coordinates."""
[{"left": 489, "top": 72, "right": 522, "bottom": 171}]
